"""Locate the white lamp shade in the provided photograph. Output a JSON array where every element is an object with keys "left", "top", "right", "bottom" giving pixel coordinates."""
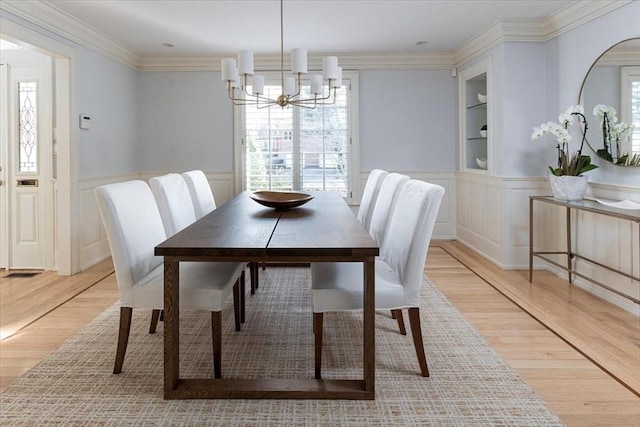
[
  {"left": 333, "top": 67, "right": 343, "bottom": 88},
  {"left": 284, "top": 77, "right": 296, "bottom": 96},
  {"left": 322, "top": 56, "right": 339, "bottom": 80},
  {"left": 291, "top": 48, "right": 308, "bottom": 74},
  {"left": 252, "top": 75, "right": 265, "bottom": 95},
  {"left": 221, "top": 58, "right": 237, "bottom": 81},
  {"left": 238, "top": 50, "right": 254, "bottom": 75},
  {"left": 310, "top": 74, "right": 323, "bottom": 95}
]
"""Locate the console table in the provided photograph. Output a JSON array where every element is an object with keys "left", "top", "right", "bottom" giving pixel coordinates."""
[{"left": 529, "top": 196, "right": 640, "bottom": 305}]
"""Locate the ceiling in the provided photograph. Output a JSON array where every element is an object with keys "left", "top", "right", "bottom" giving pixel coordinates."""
[{"left": 42, "top": 0, "right": 574, "bottom": 58}]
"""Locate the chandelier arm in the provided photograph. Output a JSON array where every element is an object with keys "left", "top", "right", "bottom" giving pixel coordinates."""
[
  {"left": 288, "top": 100, "right": 317, "bottom": 109},
  {"left": 288, "top": 73, "right": 303, "bottom": 100},
  {"left": 288, "top": 85, "right": 336, "bottom": 104}
]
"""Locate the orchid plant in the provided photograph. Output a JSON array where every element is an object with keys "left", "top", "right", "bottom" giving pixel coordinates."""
[
  {"left": 592, "top": 104, "right": 638, "bottom": 166},
  {"left": 532, "top": 105, "right": 598, "bottom": 176}
]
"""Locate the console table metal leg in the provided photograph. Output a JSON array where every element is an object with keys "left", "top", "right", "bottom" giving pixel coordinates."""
[
  {"left": 566, "top": 207, "right": 572, "bottom": 283},
  {"left": 529, "top": 197, "right": 534, "bottom": 283}
]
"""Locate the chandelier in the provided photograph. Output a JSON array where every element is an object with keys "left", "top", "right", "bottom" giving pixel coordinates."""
[{"left": 220, "top": 0, "right": 342, "bottom": 109}]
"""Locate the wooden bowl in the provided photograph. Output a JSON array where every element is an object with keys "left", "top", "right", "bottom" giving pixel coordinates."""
[{"left": 250, "top": 191, "right": 314, "bottom": 210}]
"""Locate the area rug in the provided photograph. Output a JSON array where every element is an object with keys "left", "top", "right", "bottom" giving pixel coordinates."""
[{"left": 0, "top": 267, "right": 563, "bottom": 426}]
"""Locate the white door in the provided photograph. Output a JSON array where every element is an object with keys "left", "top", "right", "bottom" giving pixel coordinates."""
[{"left": 0, "top": 49, "right": 53, "bottom": 270}]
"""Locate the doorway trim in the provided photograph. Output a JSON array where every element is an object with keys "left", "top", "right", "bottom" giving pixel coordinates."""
[{"left": 1, "top": 17, "right": 79, "bottom": 275}]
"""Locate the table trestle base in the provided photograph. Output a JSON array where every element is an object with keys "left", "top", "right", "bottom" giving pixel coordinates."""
[{"left": 164, "top": 378, "right": 374, "bottom": 400}]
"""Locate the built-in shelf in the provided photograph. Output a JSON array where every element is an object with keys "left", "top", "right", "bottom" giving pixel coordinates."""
[
  {"left": 459, "top": 58, "right": 491, "bottom": 173},
  {"left": 467, "top": 102, "right": 487, "bottom": 110}
]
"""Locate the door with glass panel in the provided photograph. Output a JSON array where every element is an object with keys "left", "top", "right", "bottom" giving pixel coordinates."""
[
  {"left": 0, "top": 49, "right": 53, "bottom": 269},
  {"left": 244, "top": 82, "right": 350, "bottom": 198}
]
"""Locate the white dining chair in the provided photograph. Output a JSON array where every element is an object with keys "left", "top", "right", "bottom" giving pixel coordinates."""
[
  {"left": 367, "top": 172, "right": 412, "bottom": 333},
  {"left": 357, "top": 169, "right": 388, "bottom": 232},
  {"left": 149, "top": 173, "right": 197, "bottom": 236},
  {"left": 182, "top": 170, "right": 216, "bottom": 219},
  {"left": 311, "top": 179, "right": 444, "bottom": 378},
  {"left": 95, "top": 180, "right": 244, "bottom": 378},
  {"left": 368, "top": 172, "right": 410, "bottom": 248},
  {"left": 181, "top": 169, "right": 260, "bottom": 296},
  {"left": 150, "top": 172, "right": 246, "bottom": 326}
]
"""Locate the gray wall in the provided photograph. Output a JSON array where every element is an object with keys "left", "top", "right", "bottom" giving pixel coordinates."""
[
  {"left": 358, "top": 69, "right": 457, "bottom": 172},
  {"left": 78, "top": 48, "right": 138, "bottom": 179},
  {"left": 137, "top": 71, "right": 233, "bottom": 173}
]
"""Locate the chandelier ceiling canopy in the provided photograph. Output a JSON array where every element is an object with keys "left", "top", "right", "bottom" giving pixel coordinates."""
[{"left": 221, "top": 0, "right": 342, "bottom": 109}]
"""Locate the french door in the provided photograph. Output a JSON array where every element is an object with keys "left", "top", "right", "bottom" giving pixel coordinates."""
[{"left": 0, "top": 49, "right": 53, "bottom": 269}]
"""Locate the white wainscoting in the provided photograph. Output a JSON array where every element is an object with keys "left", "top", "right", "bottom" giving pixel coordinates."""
[
  {"left": 78, "top": 171, "right": 235, "bottom": 271},
  {"left": 357, "top": 171, "right": 457, "bottom": 240},
  {"left": 456, "top": 171, "right": 639, "bottom": 315}
]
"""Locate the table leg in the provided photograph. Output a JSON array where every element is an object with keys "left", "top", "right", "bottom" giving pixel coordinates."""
[
  {"left": 164, "top": 260, "right": 180, "bottom": 397},
  {"left": 363, "top": 259, "right": 375, "bottom": 394}
]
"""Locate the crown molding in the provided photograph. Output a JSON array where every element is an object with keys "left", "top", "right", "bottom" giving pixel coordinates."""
[
  {"left": 1, "top": 0, "right": 632, "bottom": 72},
  {"left": 454, "top": 0, "right": 632, "bottom": 66},
  {"left": 0, "top": 0, "right": 139, "bottom": 69},
  {"left": 542, "top": 0, "right": 632, "bottom": 40},
  {"left": 137, "top": 52, "right": 456, "bottom": 72}
]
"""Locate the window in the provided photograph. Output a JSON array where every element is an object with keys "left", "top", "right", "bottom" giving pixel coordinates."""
[
  {"left": 18, "top": 81, "right": 38, "bottom": 172},
  {"left": 621, "top": 66, "right": 640, "bottom": 155},
  {"left": 237, "top": 72, "right": 358, "bottom": 201}
]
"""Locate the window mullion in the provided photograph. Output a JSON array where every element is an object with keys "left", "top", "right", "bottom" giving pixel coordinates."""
[{"left": 292, "top": 107, "right": 301, "bottom": 191}]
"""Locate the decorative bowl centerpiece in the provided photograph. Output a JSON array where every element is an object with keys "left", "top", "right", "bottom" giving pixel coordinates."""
[{"left": 250, "top": 191, "right": 313, "bottom": 210}]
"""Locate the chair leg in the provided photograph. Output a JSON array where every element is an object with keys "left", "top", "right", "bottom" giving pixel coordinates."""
[
  {"left": 240, "top": 270, "right": 246, "bottom": 324},
  {"left": 159, "top": 310, "right": 164, "bottom": 321},
  {"left": 114, "top": 307, "right": 132, "bottom": 374},
  {"left": 408, "top": 307, "right": 429, "bottom": 377},
  {"left": 392, "top": 309, "right": 406, "bottom": 335},
  {"left": 149, "top": 309, "right": 162, "bottom": 334},
  {"left": 391, "top": 310, "right": 396, "bottom": 319},
  {"left": 254, "top": 262, "right": 260, "bottom": 290},
  {"left": 233, "top": 280, "right": 241, "bottom": 332},
  {"left": 211, "top": 311, "right": 222, "bottom": 379},
  {"left": 250, "top": 262, "right": 257, "bottom": 295},
  {"left": 314, "top": 312, "right": 324, "bottom": 379}
]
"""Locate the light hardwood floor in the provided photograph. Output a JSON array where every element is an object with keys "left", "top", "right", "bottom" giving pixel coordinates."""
[{"left": 1, "top": 242, "right": 639, "bottom": 426}]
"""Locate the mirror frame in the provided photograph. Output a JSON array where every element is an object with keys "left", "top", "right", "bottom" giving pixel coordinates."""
[{"left": 578, "top": 37, "right": 640, "bottom": 167}]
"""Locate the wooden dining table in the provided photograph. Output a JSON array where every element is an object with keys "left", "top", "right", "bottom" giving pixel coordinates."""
[{"left": 154, "top": 190, "right": 379, "bottom": 399}]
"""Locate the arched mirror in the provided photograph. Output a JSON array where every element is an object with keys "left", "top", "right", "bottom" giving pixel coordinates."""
[{"left": 579, "top": 38, "right": 640, "bottom": 166}]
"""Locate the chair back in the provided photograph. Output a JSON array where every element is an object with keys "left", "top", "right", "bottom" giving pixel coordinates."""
[
  {"left": 95, "top": 180, "right": 166, "bottom": 306},
  {"left": 357, "top": 169, "right": 388, "bottom": 231},
  {"left": 368, "top": 173, "right": 410, "bottom": 248},
  {"left": 149, "top": 173, "right": 197, "bottom": 236},
  {"left": 381, "top": 180, "right": 444, "bottom": 304},
  {"left": 182, "top": 170, "right": 216, "bottom": 219}
]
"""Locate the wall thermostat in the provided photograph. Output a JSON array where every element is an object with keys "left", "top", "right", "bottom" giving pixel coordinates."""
[{"left": 79, "top": 114, "right": 92, "bottom": 129}]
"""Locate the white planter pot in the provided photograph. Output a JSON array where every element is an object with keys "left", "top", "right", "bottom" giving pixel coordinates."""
[{"left": 549, "top": 174, "right": 588, "bottom": 201}]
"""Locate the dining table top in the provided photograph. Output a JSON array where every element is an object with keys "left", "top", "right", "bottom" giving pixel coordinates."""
[{"left": 155, "top": 190, "right": 379, "bottom": 261}]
